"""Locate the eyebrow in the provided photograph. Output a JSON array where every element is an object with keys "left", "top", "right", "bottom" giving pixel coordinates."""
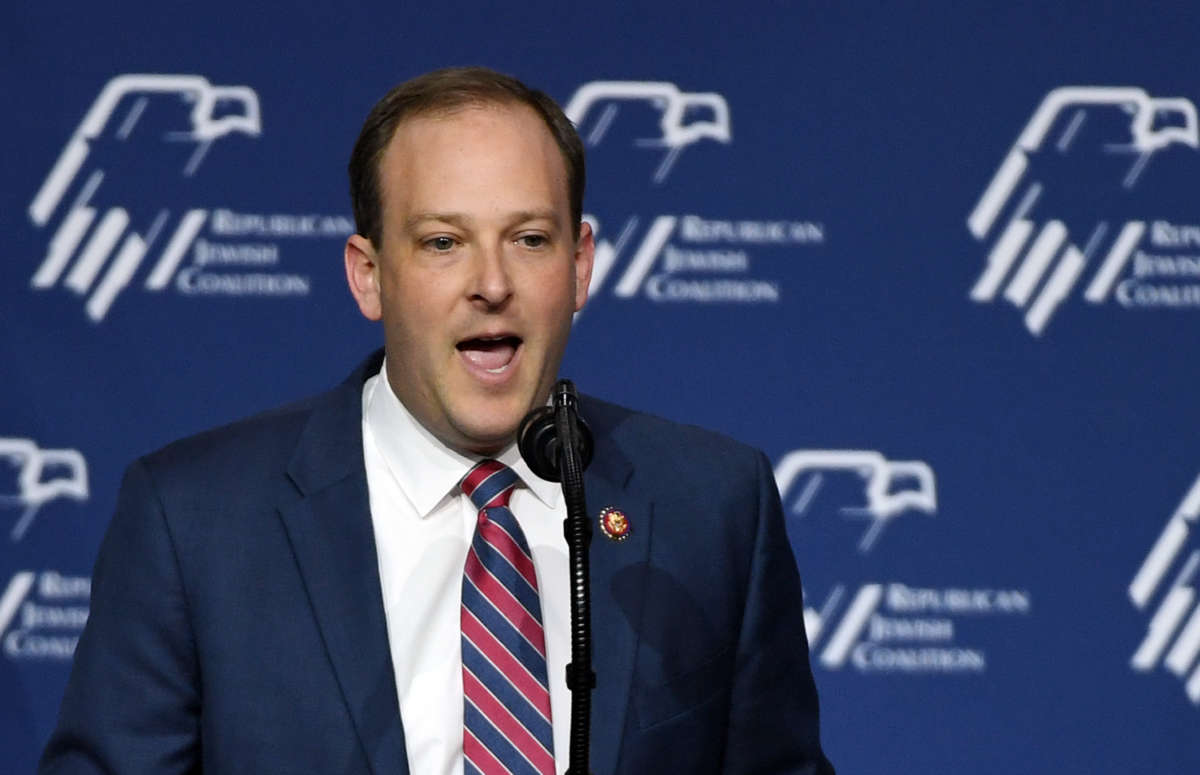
[
  {"left": 405, "top": 212, "right": 470, "bottom": 230},
  {"left": 507, "top": 209, "right": 559, "bottom": 225},
  {"left": 404, "top": 209, "right": 559, "bottom": 231}
]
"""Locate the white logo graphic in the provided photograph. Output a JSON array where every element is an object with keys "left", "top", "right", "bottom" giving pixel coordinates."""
[
  {"left": 967, "top": 86, "right": 1200, "bottom": 335},
  {"left": 27, "top": 74, "right": 341, "bottom": 322},
  {"left": 0, "top": 573, "right": 37, "bottom": 636},
  {"left": 569, "top": 79, "right": 824, "bottom": 311},
  {"left": 565, "top": 81, "right": 731, "bottom": 183},
  {"left": 0, "top": 571, "right": 90, "bottom": 660},
  {"left": 1129, "top": 473, "right": 1200, "bottom": 705},
  {"left": 775, "top": 449, "right": 936, "bottom": 553},
  {"left": 777, "top": 450, "right": 1030, "bottom": 673},
  {"left": 0, "top": 437, "right": 88, "bottom": 541},
  {"left": 29, "top": 75, "right": 262, "bottom": 321}
]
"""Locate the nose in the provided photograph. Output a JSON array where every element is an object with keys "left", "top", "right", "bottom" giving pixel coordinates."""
[{"left": 469, "top": 241, "right": 514, "bottom": 308}]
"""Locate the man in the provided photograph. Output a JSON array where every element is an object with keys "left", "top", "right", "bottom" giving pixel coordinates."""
[{"left": 41, "top": 67, "right": 834, "bottom": 774}]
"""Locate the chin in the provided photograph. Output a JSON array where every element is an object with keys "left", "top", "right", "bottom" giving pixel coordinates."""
[
  {"left": 450, "top": 415, "right": 523, "bottom": 454},
  {"left": 448, "top": 382, "right": 546, "bottom": 450}
]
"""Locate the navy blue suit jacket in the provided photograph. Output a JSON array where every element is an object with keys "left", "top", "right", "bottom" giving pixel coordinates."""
[{"left": 41, "top": 352, "right": 833, "bottom": 774}]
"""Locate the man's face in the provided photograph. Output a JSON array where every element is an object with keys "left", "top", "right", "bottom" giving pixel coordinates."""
[{"left": 345, "top": 103, "right": 593, "bottom": 455}]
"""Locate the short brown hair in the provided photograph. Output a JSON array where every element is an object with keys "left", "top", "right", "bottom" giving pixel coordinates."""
[{"left": 348, "top": 66, "right": 586, "bottom": 246}]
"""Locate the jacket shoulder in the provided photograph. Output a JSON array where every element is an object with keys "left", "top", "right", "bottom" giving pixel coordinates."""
[
  {"left": 139, "top": 350, "right": 380, "bottom": 491},
  {"left": 581, "top": 394, "right": 766, "bottom": 484},
  {"left": 137, "top": 383, "right": 349, "bottom": 498}
]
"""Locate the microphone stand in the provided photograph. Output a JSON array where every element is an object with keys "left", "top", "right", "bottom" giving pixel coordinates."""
[
  {"left": 519, "top": 380, "right": 595, "bottom": 775},
  {"left": 555, "top": 384, "right": 595, "bottom": 775}
]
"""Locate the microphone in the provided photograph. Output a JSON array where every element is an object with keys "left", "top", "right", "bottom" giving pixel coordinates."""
[
  {"left": 518, "top": 378, "right": 597, "bottom": 773},
  {"left": 518, "top": 379, "right": 594, "bottom": 481}
]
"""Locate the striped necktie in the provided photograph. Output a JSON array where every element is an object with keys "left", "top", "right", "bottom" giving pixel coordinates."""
[{"left": 460, "top": 460, "right": 555, "bottom": 775}]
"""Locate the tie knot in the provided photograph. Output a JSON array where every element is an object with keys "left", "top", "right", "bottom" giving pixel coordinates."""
[{"left": 461, "top": 459, "right": 518, "bottom": 513}]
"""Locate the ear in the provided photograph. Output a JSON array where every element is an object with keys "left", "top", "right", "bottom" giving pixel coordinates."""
[
  {"left": 344, "top": 233, "right": 382, "bottom": 321},
  {"left": 573, "top": 220, "right": 595, "bottom": 312}
]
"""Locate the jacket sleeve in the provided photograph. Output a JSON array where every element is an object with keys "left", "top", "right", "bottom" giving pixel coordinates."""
[
  {"left": 720, "top": 450, "right": 836, "bottom": 774},
  {"left": 39, "top": 458, "right": 201, "bottom": 774}
]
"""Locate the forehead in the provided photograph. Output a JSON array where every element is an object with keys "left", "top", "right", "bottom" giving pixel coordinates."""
[{"left": 377, "top": 103, "right": 568, "bottom": 218}]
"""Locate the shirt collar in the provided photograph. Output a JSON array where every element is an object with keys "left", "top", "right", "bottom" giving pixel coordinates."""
[{"left": 364, "top": 359, "right": 561, "bottom": 518}]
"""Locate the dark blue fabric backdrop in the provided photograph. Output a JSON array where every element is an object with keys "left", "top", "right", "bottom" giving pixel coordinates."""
[{"left": 4, "top": 2, "right": 1199, "bottom": 772}]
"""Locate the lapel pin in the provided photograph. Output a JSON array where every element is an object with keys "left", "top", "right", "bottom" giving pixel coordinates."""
[{"left": 598, "top": 506, "right": 631, "bottom": 542}]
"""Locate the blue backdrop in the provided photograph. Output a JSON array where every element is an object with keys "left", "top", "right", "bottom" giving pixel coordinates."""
[{"left": 4, "top": 2, "right": 1199, "bottom": 772}]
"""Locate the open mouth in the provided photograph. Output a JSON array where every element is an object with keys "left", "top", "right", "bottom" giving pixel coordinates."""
[{"left": 456, "top": 335, "right": 522, "bottom": 374}]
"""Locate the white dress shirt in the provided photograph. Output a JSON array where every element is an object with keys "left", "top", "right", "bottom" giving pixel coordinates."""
[{"left": 362, "top": 363, "right": 571, "bottom": 774}]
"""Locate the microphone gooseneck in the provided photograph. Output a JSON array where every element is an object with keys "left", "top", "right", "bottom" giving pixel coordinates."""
[{"left": 517, "top": 379, "right": 595, "bottom": 775}]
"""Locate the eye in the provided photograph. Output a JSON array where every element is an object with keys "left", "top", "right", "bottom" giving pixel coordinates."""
[
  {"left": 425, "top": 236, "right": 457, "bottom": 252},
  {"left": 517, "top": 234, "right": 548, "bottom": 249}
]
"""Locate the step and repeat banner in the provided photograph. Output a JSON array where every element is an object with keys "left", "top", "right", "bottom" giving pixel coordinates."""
[{"left": 4, "top": 3, "right": 1199, "bottom": 772}]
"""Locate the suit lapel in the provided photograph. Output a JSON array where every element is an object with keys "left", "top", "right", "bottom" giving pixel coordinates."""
[
  {"left": 583, "top": 411, "right": 652, "bottom": 775},
  {"left": 277, "top": 354, "right": 409, "bottom": 775}
]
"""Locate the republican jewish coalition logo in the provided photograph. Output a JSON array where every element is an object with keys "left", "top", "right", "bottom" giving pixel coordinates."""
[
  {"left": 775, "top": 450, "right": 937, "bottom": 553},
  {"left": 1129, "top": 474, "right": 1200, "bottom": 705},
  {"left": 28, "top": 74, "right": 349, "bottom": 322},
  {"left": 968, "top": 87, "right": 1200, "bottom": 336},
  {"left": 776, "top": 450, "right": 1030, "bottom": 673},
  {"left": 564, "top": 81, "right": 731, "bottom": 184},
  {"left": 0, "top": 437, "right": 88, "bottom": 541},
  {"left": 567, "top": 80, "right": 824, "bottom": 309},
  {"left": 0, "top": 570, "right": 90, "bottom": 660}
]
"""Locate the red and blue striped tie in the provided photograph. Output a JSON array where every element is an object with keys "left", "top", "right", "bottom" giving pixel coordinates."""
[{"left": 460, "top": 460, "right": 555, "bottom": 775}]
